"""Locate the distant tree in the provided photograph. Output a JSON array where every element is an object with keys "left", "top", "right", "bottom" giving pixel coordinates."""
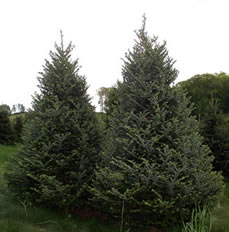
[
  {"left": 11, "top": 105, "right": 17, "bottom": 114},
  {"left": 177, "top": 73, "right": 229, "bottom": 177},
  {"left": 101, "top": 85, "right": 120, "bottom": 130},
  {"left": 200, "top": 95, "right": 229, "bottom": 177},
  {"left": 0, "top": 104, "right": 11, "bottom": 115},
  {"left": 0, "top": 107, "right": 13, "bottom": 144},
  {"left": 6, "top": 33, "right": 103, "bottom": 210},
  {"left": 177, "top": 72, "right": 229, "bottom": 116},
  {"left": 17, "top": 104, "right": 25, "bottom": 113},
  {"left": 11, "top": 104, "right": 25, "bottom": 114},
  {"left": 91, "top": 17, "right": 223, "bottom": 230},
  {"left": 97, "top": 87, "right": 112, "bottom": 112},
  {"left": 12, "top": 115, "right": 25, "bottom": 143},
  {"left": 104, "top": 85, "right": 120, "bottom": 115}
]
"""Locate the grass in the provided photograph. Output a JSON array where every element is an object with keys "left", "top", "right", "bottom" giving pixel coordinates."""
[
  {"left": 0, "top": 144, "right": 121, "bottom": 232},
  {"left": 211, "top": 183, "right": 229, "bottom": 232},
  {"left": 182, "top": 205, "right": 213, "bottom": 232},
  {"left": 0, "top": 144, "right": 18, "bottom": 167}
]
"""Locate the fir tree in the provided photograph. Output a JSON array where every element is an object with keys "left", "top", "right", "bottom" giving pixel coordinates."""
[
  {"left": 200, "top": 96, "right": 229, "bottom": 177},
  {"left": 6, "top": 33, "right": 103, "bottom": 210},
  {"left": 0, "top": 109, "right": 14, "bottom": 144},
  {"left": 91, "top": 17, "right": 223, "bottom": 230}
]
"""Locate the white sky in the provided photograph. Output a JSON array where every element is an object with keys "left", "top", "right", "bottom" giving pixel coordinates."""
[{"left": 0, "top": 0, "right": 229, "bottom": 111}]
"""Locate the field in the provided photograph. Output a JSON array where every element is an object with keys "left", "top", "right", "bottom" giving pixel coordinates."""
[{"left": 0, "top": 144, "right": 229, "bottom": 232}]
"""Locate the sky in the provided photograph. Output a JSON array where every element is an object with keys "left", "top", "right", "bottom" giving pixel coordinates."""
[{"left": 0, "top": 0, "right": 229, "bottom": 111}]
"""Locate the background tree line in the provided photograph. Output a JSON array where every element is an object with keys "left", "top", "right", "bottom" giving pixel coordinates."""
[
  {"left": 0, "top": 103, "right": 26, "bottom": 144},
  {"left": 177, "top": 73, "right": 229, "bottom": 177}
]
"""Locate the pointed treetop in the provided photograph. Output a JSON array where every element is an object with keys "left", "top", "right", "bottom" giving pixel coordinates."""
[
  {"left": 141, "top": 13, "right": 146, "bottom": 33},
  {"left": 60, "top": 30, "right": 64, "bottom": 51}
]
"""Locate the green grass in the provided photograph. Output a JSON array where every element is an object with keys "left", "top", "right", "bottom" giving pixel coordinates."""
[
  {"left": 211, "top": 183, "right": 229, "bottom": 232},
  {"left": 0, "top": 144, "right": 18, "bottom": 166},
  {"left": 182, "top": 205, "right": 213, "bottom": 232}
]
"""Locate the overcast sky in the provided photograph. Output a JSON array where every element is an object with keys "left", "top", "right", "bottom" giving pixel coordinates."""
[{"left": 1, "top": 0, "right": 229, "bottom": 111}]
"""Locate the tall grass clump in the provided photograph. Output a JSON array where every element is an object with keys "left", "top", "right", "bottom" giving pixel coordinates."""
[{"left": 182, "top": 205, "right": 213, "bottom": 232}]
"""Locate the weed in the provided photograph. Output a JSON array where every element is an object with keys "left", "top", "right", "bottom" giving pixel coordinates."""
[{"left": 182, "top": 205, "right": 213, "bottom": 232}]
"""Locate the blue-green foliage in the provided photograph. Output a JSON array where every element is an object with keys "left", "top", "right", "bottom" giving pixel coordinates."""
[
  {"left": 91, "top": 17, "right": 223, "bottom": 230},
  {"left": 5, "top": 35, "right": 103, "bottom": 210}
]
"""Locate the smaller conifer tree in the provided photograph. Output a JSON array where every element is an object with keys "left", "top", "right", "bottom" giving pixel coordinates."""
[
  {"left": 0, "top": 109, "right": 14, "bottom": 144},
  {"left": 6, "top": 33, "right": 103, "bottom": 210},
  {"left": 200, "top": 96, "right": 229, "bottom": 177}
]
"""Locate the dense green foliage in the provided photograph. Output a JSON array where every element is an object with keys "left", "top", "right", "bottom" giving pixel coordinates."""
[
  {"left": 177, "top": 73, "right": 229, "bottom": 116},
  {"left": 10, "top": 113, "right": 25, "bottom": 143},
  {"left": 6, "top": 36, "right": 103, "bottom": 210},
  {"left": 91, "top": 18, "right": 223, "bottom": 230},
  {"left": 199, "top": 97, "right": 229, "bottom": 177},
  {"left": 101, "top": 86, "right": 120, "bottom": 130},
  {"left": 177, "top": 74, "right": 229, "bottom": 177},
  {"left": 0, "top": 104, "right": 11, "bottom": 115},
  {"left": 0, "top": 146, "right": 121, "bottom": 232},
  {"left": 97, "top": 87, "right": 113, "bottom": 113},
  {"left": 0, "top": 107, "right": 14, "bottom": 145},
  {"left": 0, "top": 104, "right": 26, "bottom": 144},
  {"left": 1, "top": 145, "right": 229, "bottom": 232}
]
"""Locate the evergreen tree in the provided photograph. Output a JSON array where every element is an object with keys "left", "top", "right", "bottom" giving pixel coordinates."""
[
  {"left": 97, "top": 85, "right": 121, "bottom": 132},
  {"left": 200, "top": 96, "right": 229, "bottom": 177},
  {"left": 176, "top": 72, "right": 229, "bottom": 116},
  {"left": 0, "top": 104, "right": 11, "bottom": 115},
  {"left": 91, "top": 17, "right": 223, "bottom": 230},
  {"left": 0, "top": 109, "right": 14, "bottom": 144},
  {"left": 6, "top": 34, "right": 103, "bottom": 210},
  {"left": 12, "top": 115, "right": 24, "bottom": 143}
]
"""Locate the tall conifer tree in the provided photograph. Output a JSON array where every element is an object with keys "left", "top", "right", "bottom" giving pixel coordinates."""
[
  {"left": 6, "top": 33, "right": 103, "bottom": 210},
  {"left": 91, "top": 17, "right": 223, "bottom": 230}
]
